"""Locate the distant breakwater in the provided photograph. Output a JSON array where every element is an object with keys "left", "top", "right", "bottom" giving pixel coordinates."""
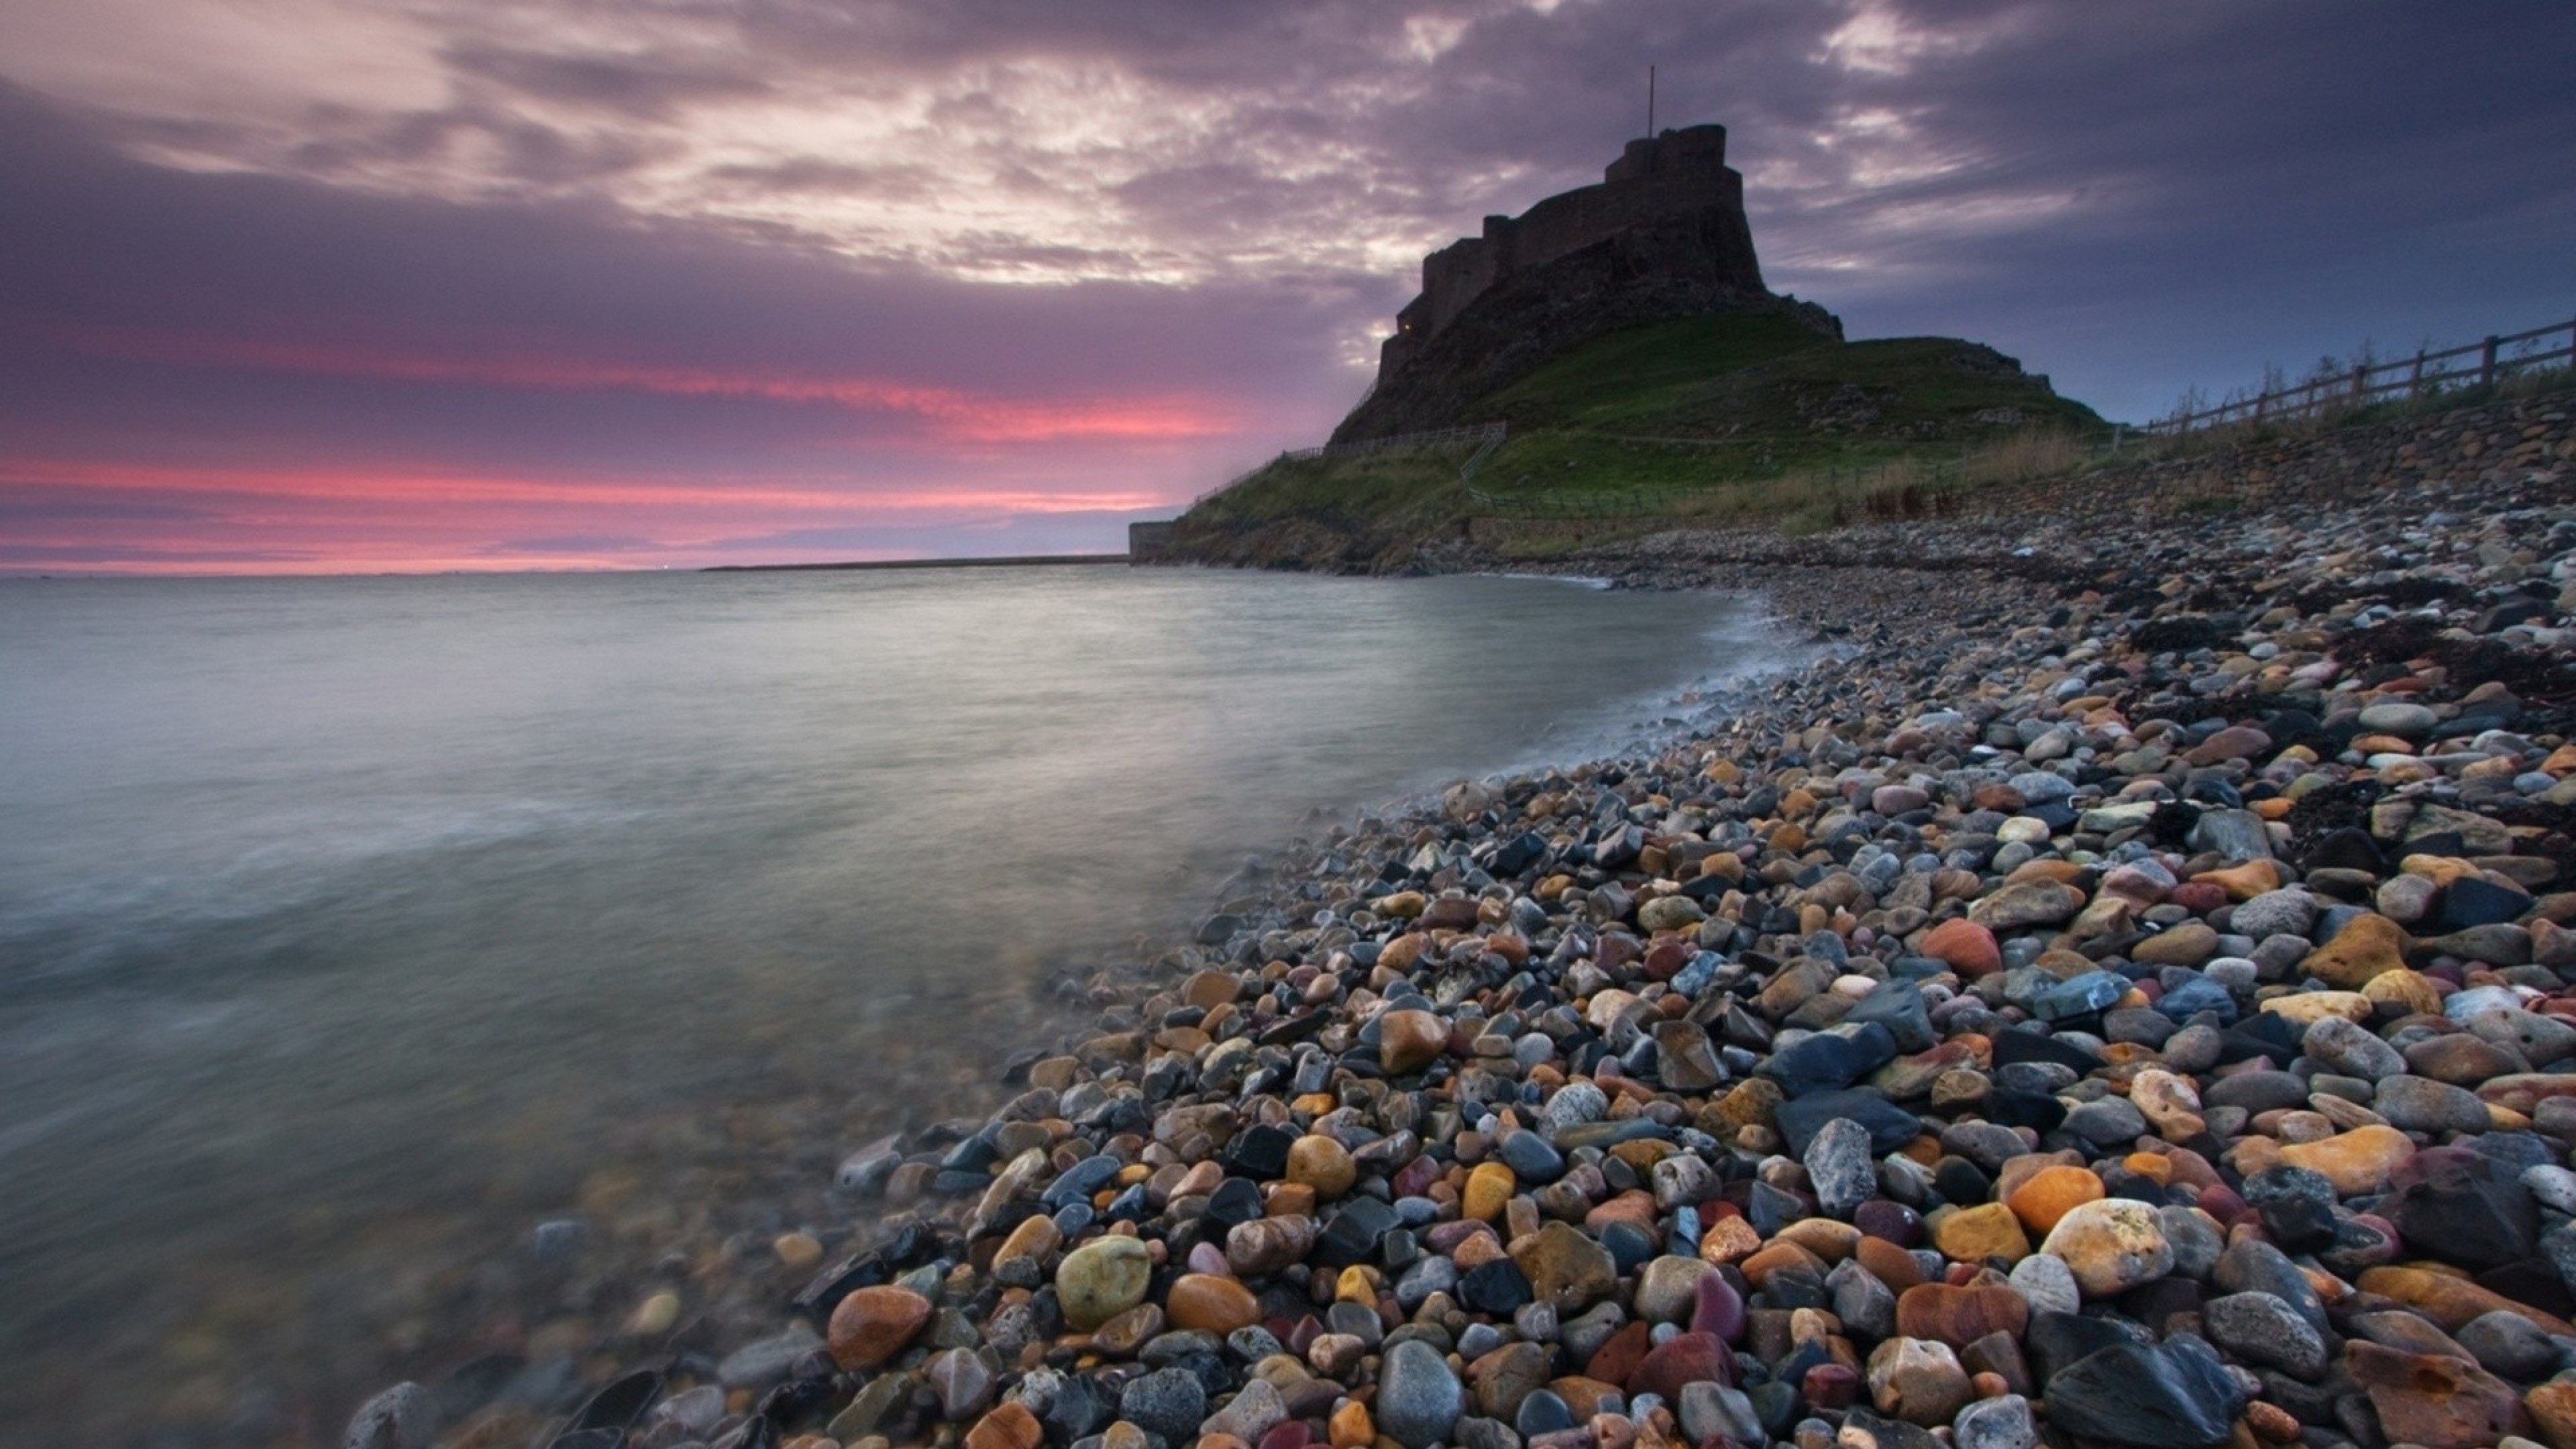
[{"left": 706, "top": 553, "right": 1130, "bottom": 572}]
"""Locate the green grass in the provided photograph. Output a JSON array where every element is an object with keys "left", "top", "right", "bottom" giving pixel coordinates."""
[
  {"left": 1481, "top": 312, "right": 1834, "bottom": 428},
  {"left": 1185, "top": 449, "right": 1472, "bottom": 525},
  {"left": 1474, "top": 320, "right": 2106, "bottom": 519},
  {"left": 1183, "top": 311, "right": 2112, "bottom": 547}
]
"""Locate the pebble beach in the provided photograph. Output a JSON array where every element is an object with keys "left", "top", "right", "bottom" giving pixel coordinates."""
[{"left": 356, "top": 393, "right": 2576, "bottom": 1449}]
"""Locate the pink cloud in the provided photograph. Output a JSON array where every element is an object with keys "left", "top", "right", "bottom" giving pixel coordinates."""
[
  {"left": 60, "top": 326, "right": 1248, "bottom": 444},
  {"left": 0, "top": 456, "right": 1173, "bottom": 574},
  {"left": 3, "top": 455, "right": 1167, "bottom": 512}
]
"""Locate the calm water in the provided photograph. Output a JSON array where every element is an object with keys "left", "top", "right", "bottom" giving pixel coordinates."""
[{"left": 0, "top": 565, "right": 1786, "bottom": 1442}]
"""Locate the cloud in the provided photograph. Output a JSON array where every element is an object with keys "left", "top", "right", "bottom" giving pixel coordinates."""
[
  {"left": 0, "top": 2, "right": 2573, "bottom": 570},
  {"left": 479, "top": 533, "right": 662, "bottom": 555},
  {"left": 704, "top": 158, "right": 943, "bottom": 199},
  {"left": 0, "top": 78, "right": 1361, "bottom": 570},
  {"left": 441, "top": 41, "right": 773, "bottom": 120},
  {"left": 0, "top": 542, "right": 315, "bottom": 566},
  {"left": 57, "top": 327, "right": 1248, "bottom": 443},
  {"left": 280, "top": 100, "right": 675, "bottom": 189}
]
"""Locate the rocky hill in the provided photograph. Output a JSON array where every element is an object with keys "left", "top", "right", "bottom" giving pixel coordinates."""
[
  {"left": 1156, "top": 119, "right": 2105, "bottom": 574},
  {"left": 1163, "top": 312, "right": 2100, "bottom": 574},
  {"left": 1332, "top": 242, "right": 1840, "bottom": 445}
]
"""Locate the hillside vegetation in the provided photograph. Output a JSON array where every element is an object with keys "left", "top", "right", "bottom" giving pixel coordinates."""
[{"left": 1168, "top": 313, "right": 2106, "bottom": 571}]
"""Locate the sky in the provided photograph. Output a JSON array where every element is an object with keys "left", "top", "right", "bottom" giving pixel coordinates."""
[{"left": 1, "top": 1, "right": 2571, "bottom": 574}]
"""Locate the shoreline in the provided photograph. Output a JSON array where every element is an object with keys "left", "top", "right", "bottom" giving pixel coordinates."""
[{"left": 363, "top": 397, "right": 2576, "bottom": 1449}]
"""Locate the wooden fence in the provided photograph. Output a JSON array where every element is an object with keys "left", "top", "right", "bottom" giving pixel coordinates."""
[{"left": 2147, "top": 316, "right": 2576, "bottom": 437}]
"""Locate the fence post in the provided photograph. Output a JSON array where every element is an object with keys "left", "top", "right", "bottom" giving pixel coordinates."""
[
  {"left": 2350, "top": 364, "right": 2367, "bottom": 407},
  {"left": 2481, "top": 335, "right": 2500, "bottom": 388},
  {"left": 2410, "top": 350, "right": 2424, "bottom": 401}
]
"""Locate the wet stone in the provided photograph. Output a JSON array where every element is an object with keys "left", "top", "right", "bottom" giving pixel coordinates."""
[
  {"left": 343, "top": 1384, "right": 433, "bottom": 1449},
  {"left": 1846, "top": 979, "right": 1937, "bottom": 1054},
  {"left": 2040, "top": 1337, "right": 2244, "bottom": 1449},
  {"left": 925, "top": 1346, "right": 996, "bottom": 1420},
  {"left": 1762, "top": 1022, "right": 1898, "bottom": 1097},
  {"left": 1635, "top": 1330, "right": 1735, "bottom": 1401},
  {"left": 1513, "top": 1390, "right": 1574, "bottom": 1440},
  {"left": 827, "top": 1285, "right": 934, "bottom": 1371},
  {"left": 1316, "top": 1196, "right": 1399, "bottom": 1267},
  {"left": 2212, "top": 1240, "right": 2327, "bottom": 1333},
  {"left": 2200, "top": 1291, "right": 2327, "bottom": 1380},
  {"left": 1457, "top": 1258, "right": 1534, "bottom": 1316},
  {"left": 2241, "top": 1167, "right": 2339, "bottom": 1254},
  {"left": 1772, "top": 1089, "right": 1921, "bottom": 1157},
  {"left": 1677, "top": 1383, "right": 1764, "bottom": 1445},
  {"left": 1116, "top": 1367, "right": 1205, "bottom": 1444},
  {"left": 2061, "top": 1095, "right": 2148, "bottom": 1146},
  {"left": 1840, "top": 1406, "right": 1948, "bottom": 1449},
  {"left": 1221, "top": 1124, "right": 1294, "bottom": 1181},
  {"left": 2387, "top": 1152, "right": 2539, "bottom": 1269},
  {"left": 2348, "top": 1340, "right": 2530, "bottom": 1449},
  {"left": 1056, "top": 1237, "right": 1153, "bottom": 1332},
  {"left": 1803, "top": 1116, "right": 1878, "bottom": 1220},
  {"left": 1867, "top": 1336, "right": 1972, "bottom": 1426},
  {"left": 2041, "top": 1199, "right": 2172, "bottom": 1298},
  {"left": 1497, "top": 1130, "right": 1564, "bottom": 1183},
  {"left": 2457, "top": 1307, "right": 2558, "bottom": 1380},
  {"left": 1952, "top": 1394, "right": 2038, "bottom": 1449},
  {"left": 2033, "top": 970, "right": 2131, "bottom": 1023},
  {"left": 2299, "top": 1014, "right": 2403, "bottom": 1080},
  {"left": 2201, "top": 1071, "right": 2306, "bottom": 1114},
  {"left": 2439, "top": 877, "right": 2530, "bottom": 930},
  {"left": 718, "top": 1326, "right": 822, "bottom": 1389},
  {"left": 1375, "top": 1339, "right": 1464, "bottom": 1449},
  {"left": 1652, "top": 1020, "right": 1725, "bottom": 1089},
  {"left": 1540, "top": 1080, "right": 1608, "bottom": 1130},
  {"left": 1516, "top": 1220, "right": 1618, "bottom": 1311}
]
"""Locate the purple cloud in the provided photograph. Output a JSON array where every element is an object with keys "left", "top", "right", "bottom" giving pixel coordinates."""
[{"left": 0, "top": 1, "right": 2569, "bottom": 570}]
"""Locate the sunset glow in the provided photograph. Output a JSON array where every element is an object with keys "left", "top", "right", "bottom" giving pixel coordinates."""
[
  {"left": 64, "top": 328, "right": 1245, "bottom": 444},
  {"left": 0, "top": 455, "right": 1177, "bottom": 573},
  {"left": 2, "top": 3, "right": 2569, "bottom": 571}
]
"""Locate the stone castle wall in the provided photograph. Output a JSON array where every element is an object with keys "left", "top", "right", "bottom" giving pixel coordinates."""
[{"left": 1380, "top": 125, "right": 1754, "bottom": 376}]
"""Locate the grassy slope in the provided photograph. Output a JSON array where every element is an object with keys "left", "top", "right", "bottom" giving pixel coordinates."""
[{"left": 1176, "top": 314, "right": 2108, "bottom": 561}]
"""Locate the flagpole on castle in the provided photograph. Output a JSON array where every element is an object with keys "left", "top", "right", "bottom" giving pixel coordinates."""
[{"left": 1646, "top": 64, "right": 1656, "bottom": 138}]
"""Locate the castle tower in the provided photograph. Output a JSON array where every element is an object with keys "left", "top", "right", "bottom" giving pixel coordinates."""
[{"left": 1371, "top": 124, "right": 1758, "bottom": 382}]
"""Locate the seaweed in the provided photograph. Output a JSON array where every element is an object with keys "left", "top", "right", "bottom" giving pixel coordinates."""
[
  {"left": 2131, "top": 614, "right": 2236, "bottom": 655},
  {"left": 2339, "top": 617, "right": 2447, "bottom": 667},
  {"left": 2284, "top": 780, "right": 2387, "bottom": 858},
  {"left": 2424, "top": 635, "right": 2576, "bottom": 707}
]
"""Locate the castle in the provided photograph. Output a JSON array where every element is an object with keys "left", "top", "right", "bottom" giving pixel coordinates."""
[
  {"left": 1334, "top": 123, "right": 1829, "bottom": 443},
  {"left": 1376, "top": 125, "right": 1759, "bottom": 376}
]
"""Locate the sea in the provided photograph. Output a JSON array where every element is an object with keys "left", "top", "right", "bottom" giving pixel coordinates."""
[{"left": 0, "top": 564, "right": 1794, "bottom": 1443}]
